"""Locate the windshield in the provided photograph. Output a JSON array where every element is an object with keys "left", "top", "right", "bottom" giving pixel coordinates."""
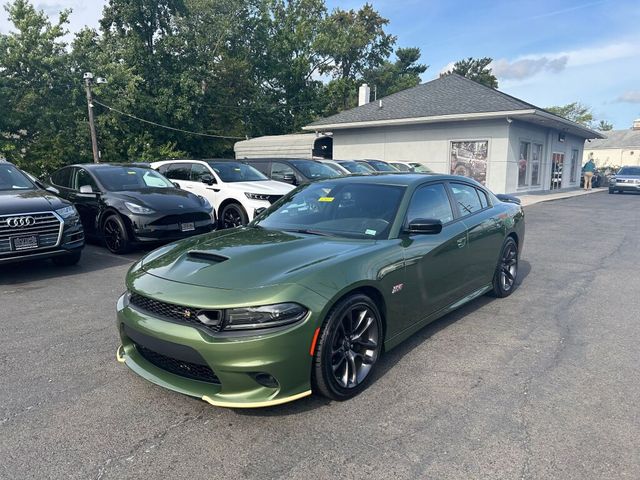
[
  {"left": 289, "top": 160, "right": 342, "bottom": 179},
  {"left": 618, "top": 167, "right": 640, "bottom": 176},
  {"left": 365, "top": 160, "right": 397, "bottom": 172},
  {"left": 410, "top": 163, "right": 434, "bottom": 173},
  {"left": 208, "top": 161, "right": 267, "bottom": 182},
  {"left": 253, "top": 181, "right": 405, "bottom": 239},
  {"left": 0, "top": 163, "right": 35, "bottom": 191},
  {"left": 391, "top": 163, "right": 412, "bottom": 172},
  {"left": 93, "top": 167, "right": 174, "bottom": 191},
  {"left": 338, "top": 161, "right": 373, "bottom": 174}
]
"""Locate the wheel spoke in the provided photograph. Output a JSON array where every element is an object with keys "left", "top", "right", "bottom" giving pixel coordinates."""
[
  {"left": 347, "top": 354, "right": 357, "bottom": 386},
  {"left": 352, "top": 309, "right": 367, "bottom": 335},
  {"left": 352, "top": 315, "right": 374, "bottom": 340},
  {"left": 353, "top": 338, "right": 377, "bottom": 349},
  {"left": 332, "top": 355, "right": 346, "bottom": 373},
  {"left": 502, "top": 268, "right": 514, "bottom": 282}
]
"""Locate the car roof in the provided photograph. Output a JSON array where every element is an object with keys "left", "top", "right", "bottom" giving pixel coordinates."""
[
  {"left": 313, "top": 173, "right": 482, "bottom": 187},
  {"left": 71, "top": 163, "right": 151, "bottom": 169}
]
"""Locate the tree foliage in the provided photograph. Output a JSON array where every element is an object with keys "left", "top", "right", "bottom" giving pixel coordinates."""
[
  {"left": 449, "top": 57, "right": 498, "bottom": 89},
  {"left": 0, "top": 0, "right": 426, "bottom": 175}
]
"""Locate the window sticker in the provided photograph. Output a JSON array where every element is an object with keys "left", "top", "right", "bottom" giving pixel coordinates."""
[
  {"left": 365, "top": 229, "right": 377, "bottom": 236},
  {"left": 318, "top": 197, "right": 334, "bottom": 202}
]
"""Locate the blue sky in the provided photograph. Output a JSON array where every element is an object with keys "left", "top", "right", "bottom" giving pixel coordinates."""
[{"left": 2, "top": 0, "right": 639, "bottom": 129}]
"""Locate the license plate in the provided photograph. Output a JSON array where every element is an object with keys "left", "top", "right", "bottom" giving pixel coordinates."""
[
  {"left": 12, "top": 235, "right": 39, "bottom": 251},
  {"left": 181, "top": 222, "right": 195, "bottom": 232}
]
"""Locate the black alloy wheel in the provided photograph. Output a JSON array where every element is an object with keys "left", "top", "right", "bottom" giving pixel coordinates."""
[
  {"left": 220, "top": 203, "right": 248, "bottom": 229},
  {"left": 491, "top": 237, "right": 518, "bottom": 297},
  {"left": 313, "top": 294, "right": 382, "bottom": 400},
  {"left": 102, "top": 215, "right": 131, "bottom": 254}
]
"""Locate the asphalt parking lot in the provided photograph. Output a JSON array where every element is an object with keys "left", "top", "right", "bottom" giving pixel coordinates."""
[{"left": 1, "top": 191, "right": 639, "bottom": 480}]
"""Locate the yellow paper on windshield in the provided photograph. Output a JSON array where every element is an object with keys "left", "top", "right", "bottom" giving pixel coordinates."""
[{"left": 318, "top": 197, "right": 334, "bottom": 202}]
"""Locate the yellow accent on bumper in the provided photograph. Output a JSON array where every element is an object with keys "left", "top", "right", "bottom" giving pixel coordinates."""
[
  {"left": 116, "top": 345, "right": 126, "bottom": 363},
  {"left": 201, "top": 390, "right": 312, "bottom": 409}
]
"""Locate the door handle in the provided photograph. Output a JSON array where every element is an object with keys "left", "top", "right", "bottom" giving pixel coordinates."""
[{"left": 456, "top": 236, "right": 467, "bottom": 248}]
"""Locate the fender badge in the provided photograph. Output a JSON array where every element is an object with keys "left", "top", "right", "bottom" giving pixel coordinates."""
[{"left": 392, "top": 283, "right": 404, "bottom": 294}]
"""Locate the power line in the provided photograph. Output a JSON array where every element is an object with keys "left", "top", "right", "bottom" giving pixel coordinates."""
[{"left": 92, "top": 99, "right": 246, "bottom": 140}]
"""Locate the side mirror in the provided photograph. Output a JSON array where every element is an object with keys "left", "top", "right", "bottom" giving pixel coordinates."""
[
  {"left": 45, "top": 185, "right": 60, "bottom": 195},
  {"left": 79, "top": 185, "right": 94, "bottom": 194},
  {"left": 405, "top": 218, "right": 443, "bottom": 235},
  {"left": 282, "top": 173, "right": 297, "bottom": 185},
  {"left": 200, "top": 174, "right": 215, "bottom": 185},
  {"left": 172, "top": 182, "right": 181, "bottom": 189}
]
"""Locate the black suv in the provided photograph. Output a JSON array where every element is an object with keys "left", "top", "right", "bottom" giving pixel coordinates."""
[
  {"left": 0, "top": 161, "right": 84, "bottom": 265},
  {"left": 237, "top": 158, "right": 343, "bottom": 186}
]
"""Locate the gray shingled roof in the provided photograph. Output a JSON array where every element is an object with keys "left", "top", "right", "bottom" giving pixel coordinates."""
[
  {"left": 307, "top": 73, "right": 540, "bottom": 127},
  {"left": 587, "top": 129, "right": 640, "bottom": 149}
]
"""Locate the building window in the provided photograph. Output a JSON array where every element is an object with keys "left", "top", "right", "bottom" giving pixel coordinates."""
[
  {"left": 518, "top": 141, "right": 543, "bottom": 187},
  {"left": 570, "top": 149, "right": 579, "bottom": 182},
  {"left": 450, "top": 140, "right": 488, "bottom": 185},
  {"left": 518, "top": 142, "right": 530, "bottom": 187},
  {"left": 531, "top": 144, "right": 542, "bottom": 186}
]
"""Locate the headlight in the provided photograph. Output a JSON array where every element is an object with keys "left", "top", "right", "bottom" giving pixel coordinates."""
[
  {"left": 224, "top": 303, "right": 308, "bottom": 330},
  {"left": 198, "top": 195, "right": 212, "bottom": 209},
  {"left": 245, "top": 192, "right": 271, "bottom": 201},
  {"left": 124, "top": 202, "right": 155, "bottom": 215},
  {"left": 610, "top": 177, "right": 616, "bottom": 184},
  {"left": 55, "top": 205, "right": 78, "bottom": 219}
]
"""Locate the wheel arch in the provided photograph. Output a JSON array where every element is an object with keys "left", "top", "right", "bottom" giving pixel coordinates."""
[
  {"left": 218, "top": 198, "right": 247, "bottom": 218},
  {"left": 99, "top": 207, "right": 134, "bottom": 238}
]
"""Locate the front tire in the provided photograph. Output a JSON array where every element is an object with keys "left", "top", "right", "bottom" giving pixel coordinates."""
[
  {"left": 102, "top": 214, "right": 131, "bottom": 254},
  {"left": 52, "top": 250, "right": 82, "bottom": 266},
  {"left": 491, "top": 237, "right": 518, "bottom": 298},
  {"left": 220, "top": 203, "right": 248, "bottom": 229},
  {"left": 312, "top": 294, "right": 383, "bottom": 401}
]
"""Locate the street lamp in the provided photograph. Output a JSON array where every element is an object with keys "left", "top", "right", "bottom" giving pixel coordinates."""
[{"left": 83, "top": 72, "right": 106, "bottom": 163}]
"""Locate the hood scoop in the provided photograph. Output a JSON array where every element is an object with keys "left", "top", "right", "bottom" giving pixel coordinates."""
[{"left": 186, "top": 251, "right": 229, "bottom": 263}]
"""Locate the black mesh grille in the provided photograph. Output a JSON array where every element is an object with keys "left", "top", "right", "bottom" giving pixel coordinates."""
[
  {"left": 128, "top": 292, "right": 222, "bottom": 334},
  {"left": 134, "top": 342, "right": 220, "bottom": 384}
]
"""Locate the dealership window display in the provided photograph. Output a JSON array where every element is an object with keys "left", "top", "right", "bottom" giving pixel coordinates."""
[{"left": 450, "top": 140, "right": 488, "bottom": 185}]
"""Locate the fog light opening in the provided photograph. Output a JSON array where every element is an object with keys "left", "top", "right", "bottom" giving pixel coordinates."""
[{"left": 252, "top": 373, "right": 279, "bottom": 389}]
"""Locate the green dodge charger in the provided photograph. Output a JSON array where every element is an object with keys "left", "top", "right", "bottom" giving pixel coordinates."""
[{"left": 116, "top": 174, "right": 524, "bottom": 407}]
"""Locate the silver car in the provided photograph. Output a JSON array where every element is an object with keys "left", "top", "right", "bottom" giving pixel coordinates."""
[{"left": 609, "top": 166, "right": 640, "bottom": 194}]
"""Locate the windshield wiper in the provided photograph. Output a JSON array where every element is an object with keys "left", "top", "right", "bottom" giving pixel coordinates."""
[{"left": 283, "top": 228, "right": 336, "bottom": 237}]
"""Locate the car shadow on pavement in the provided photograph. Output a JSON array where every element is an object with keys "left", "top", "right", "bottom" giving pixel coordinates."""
[
  {"left": 234, "top": 259, "right": 532, "bottom": 417},
  {"left": 0, "top": 245, "right": 143, "bottom": 286}
]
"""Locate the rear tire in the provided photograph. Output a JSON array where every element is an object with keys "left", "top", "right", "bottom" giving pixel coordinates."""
[
  {"left": 52, "top": 250, "right": 82, "bottom": 266},
  {"left": 312, "top": 294, "right": 383, "bottom": 401},
  {"left": 491, "top": 237, "right": 518, "bottom": 298},
  {"left": 102, "top": 214, "right": 131, "bottom": 254}
]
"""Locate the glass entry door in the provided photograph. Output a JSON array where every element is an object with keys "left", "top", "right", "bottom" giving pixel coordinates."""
[{"left": 551, "top": 153, "right": 564, "bottom": 190}]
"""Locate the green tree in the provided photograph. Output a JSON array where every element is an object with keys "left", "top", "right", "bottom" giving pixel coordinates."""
[
  {"left": 596, "top": 119, "right": 614, "bottom": 131},
  {"left": 363, "top": 47, "right": 428, "bottom": 99},
  {"left": 450, "top": 57, "right": 498, "bottom": 89},
  {"left": 546, "top": 102, "right": 594, "bottom": 127},
  {"left": 316, "top": 3, "right": 396, "bottom": 111}
]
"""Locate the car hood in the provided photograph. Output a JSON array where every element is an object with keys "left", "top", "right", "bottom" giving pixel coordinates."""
[
  {"left": 0, "top": 189, "right": 68, "bottom": 214},
  {"left": 221, "top": 180, "right": 294, "bottom": 195},
  {"left": 140, "top": 227, "right": 375, "bottom": 289},
  {"left": 109, "top": 188, "right": 204, "bottom": 211}
]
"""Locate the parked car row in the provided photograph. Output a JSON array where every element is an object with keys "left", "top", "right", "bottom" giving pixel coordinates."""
[{"left": 1, "top": 157, "right": 438, "bottom": 263}]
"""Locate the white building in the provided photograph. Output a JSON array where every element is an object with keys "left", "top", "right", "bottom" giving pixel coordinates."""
[
  {"left": 583, "top": 119, "right": 640, "bottom": 169},
  {"left": 302, "top": 74, "right": 603, "bottom": 194}
]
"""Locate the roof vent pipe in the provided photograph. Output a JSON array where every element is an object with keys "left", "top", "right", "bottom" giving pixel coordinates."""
[
  {"left": 633, "top": 118, "right": 640, "bottom": 130},
  {"left": 358, "top": 84, "right": 371, "bottom": 106}
]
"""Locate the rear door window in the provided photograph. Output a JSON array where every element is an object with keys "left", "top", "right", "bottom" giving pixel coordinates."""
[
  {"left": 165, "top": 163, "right": 191, "bottom": 181},
  {"left": 51, "top": 167, "right": 74, "bottom": 188},
  {"left": 450, "top": 183, "right": 483, "bottom": 217}
]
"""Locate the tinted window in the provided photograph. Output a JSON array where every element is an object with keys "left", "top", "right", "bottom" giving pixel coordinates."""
[
  {"left": 289, "top": 160, "right": 341, "bottom": 179},
  {"left": 93, "top": 167, "right": 174, "bottom": 191},
  {"left": 477, "top": 188, "right": 489, "bottom": 208},
  {"left": 247, "top": 161, "right": 270, "bottom": 175},
  {"left": 367, "top": 160, "right": 397, "bottom": 172},
  {"left": 271, "top": 162, "right": 296, "bottom": 182},
  {"left": 208, "top": 161, "right": 267, "bottom": 182},
  {"left": 0, "top": 163, "right": 35, "bottom": 191},
  {"left": 391, "top": 163, "right": 411, "bottom": 172},
  {"left": 51, "top": 167, "right": 73, "bottom": 188},
  {"left": 337, "top": 161, "right": 372, "bottom": 174},
  {"left": 165, "top": 163, "right": 191, "bottom": 181},
  {"left": 191, "top": 163, "right": 213, "bottom": 182},
  {"left": 450, "top": 183, "right": 482, "bottom": 217},
  {"left": 406, "top": 183, "right": 454, "bottom": 225},
  {"left": 74, "top": 168, "right": 98, "bottom": 191},
  {"left": 254, "top": 182, "right": 405, "bottom": 240}
]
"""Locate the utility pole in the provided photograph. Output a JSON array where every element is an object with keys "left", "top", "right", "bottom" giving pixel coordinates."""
[{"left": 83, "top": 72, "right": 100, "bottom": 163}]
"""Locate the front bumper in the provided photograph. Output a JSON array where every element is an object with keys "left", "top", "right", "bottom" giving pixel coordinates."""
[
  {"left": 115, "top": 279, "right": 327, "bottom": 408},
  {"left": 0, "top": 221, "right": 84, "bottom": 264},
  {"left": 611, "top": 183, "right": 640, "bottom": 192}
]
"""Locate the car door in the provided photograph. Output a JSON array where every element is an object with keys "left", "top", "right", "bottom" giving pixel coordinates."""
[
  {"left": 449, "top": 182, "right": 504, "bottom": 291},
  {"left": 70, "top": 167, "right": 101, "bottom": 235},
  {"left": 190, "top": 162, "right": 220, "bottom": 209},
  {"left": 400, "top": 182, "right": 469, "bottom": 330}
]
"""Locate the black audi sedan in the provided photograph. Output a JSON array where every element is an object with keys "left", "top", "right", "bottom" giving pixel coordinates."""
[
  {"left": 48, "top": 164, "right": 216, "bottom": 254},
  {"left": 0, "top": 161, "right": 84, "bottom": 265}
]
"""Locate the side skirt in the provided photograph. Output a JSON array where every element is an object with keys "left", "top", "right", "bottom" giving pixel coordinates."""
[{"left": 383, "top": 283, "right": 492, "bottom": 351}]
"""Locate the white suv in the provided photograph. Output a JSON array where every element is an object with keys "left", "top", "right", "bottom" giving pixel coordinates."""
[{"left": 151, "top": 159, "right": 294, "bottom": 229}]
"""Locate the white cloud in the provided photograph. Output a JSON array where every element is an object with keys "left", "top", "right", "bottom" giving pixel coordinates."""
[
  {"left": 491, "top": 56, "right": 568, "bottom": 80},
  {"left": 616, "top": 91, "right": 640, "bottom": 103}
]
